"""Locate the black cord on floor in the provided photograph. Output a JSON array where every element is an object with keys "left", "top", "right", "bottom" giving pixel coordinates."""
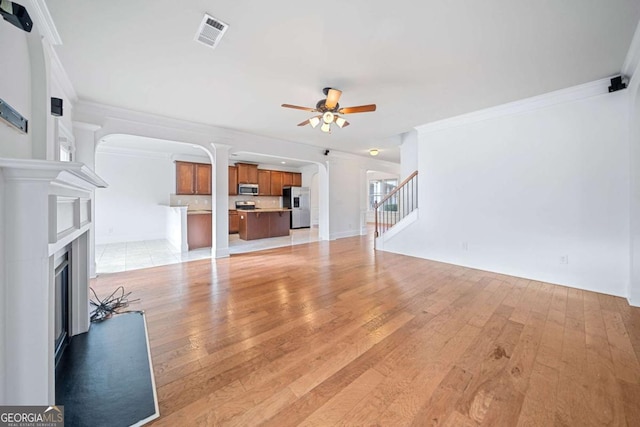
[{"left": 90, "top": 286, "right": 140, "bottom": 322}]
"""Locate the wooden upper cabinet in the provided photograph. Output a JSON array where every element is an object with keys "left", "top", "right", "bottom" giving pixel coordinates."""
[
  {"left": 176, "top": 161, "right": 196, "bottom": 195},
  {"left": 237, "top": 163, "right": 258, "bottom": 184},
  {"left": 176, "top": 161, "right": 211, "bottom": 195},
  {"left": 270, "top": 171, "right": 283, "bottom": 196},
  {"left": 226, "top": 165, "right": 301, "bottom": 196},
  {"left": 258, "top": 170, "right": 271, "bottom": 195},
  {"left": 282, "top": 172, "right": 294, "bottom": 187},
  {"left": 195, "top": 163, "right": 212, "bottom": 195},
  {"left": 228, "top": 166, "right": 238, "bottom": 195}
]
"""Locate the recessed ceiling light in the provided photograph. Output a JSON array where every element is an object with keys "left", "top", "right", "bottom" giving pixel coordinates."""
[
  {"left": 369, "top": 149, "right": 379, "bottom": 156},
  {"left": 281, "top": 161, "right": 286, "bottom": 164}
]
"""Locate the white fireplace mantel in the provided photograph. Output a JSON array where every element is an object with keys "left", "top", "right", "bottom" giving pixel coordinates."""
[{"left": 0, "top": 158, "right": 107, "bottom": 405}]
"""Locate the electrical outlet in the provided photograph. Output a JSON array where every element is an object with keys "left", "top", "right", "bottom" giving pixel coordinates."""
[
  {"left": 462, "top": 242, "right": 468, "bottom": 251},
  {"left": 560, "top": 255, "right": 569, "bottom": 265}
]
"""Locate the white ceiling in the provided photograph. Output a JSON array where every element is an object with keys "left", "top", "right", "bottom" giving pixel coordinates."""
[{"left": 47, "top": 1, "right": 640, "bottom": 163}]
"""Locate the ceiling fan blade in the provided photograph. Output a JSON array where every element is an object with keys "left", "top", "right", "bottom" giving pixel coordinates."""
[
  {"left": 338, "top": 104, "right": 377, "bottom": 114},
  {"left": 282, "top": 104, "right": 317, "bottom": 112},
  {"left": 324, "top": 88, "right": 342, "bottom": 110},
  {"left": 297, "top": 118, "right": 311, "bottom": 127}
]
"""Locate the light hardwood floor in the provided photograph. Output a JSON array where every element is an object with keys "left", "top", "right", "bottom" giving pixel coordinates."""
[{"left": 91, "top": 234, "right": 640, "bottom": 426}]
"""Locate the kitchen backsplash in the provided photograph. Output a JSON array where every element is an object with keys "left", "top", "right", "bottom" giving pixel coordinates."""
[
  {"left": 230, "top": 195, "right": 282, "bottom": 209},
  {"left": 170, "top": 194, "right": 212, "bottom": 210},
  {"left": 170, "top": 194, "right": 282, "bottom": 210}
]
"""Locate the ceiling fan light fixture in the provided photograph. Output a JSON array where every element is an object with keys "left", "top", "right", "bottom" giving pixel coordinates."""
[
  {"left": 321, "top": 123, "right": 331, "bottom": 133},
  {"left": 369, "top": 149, "right": 379, "bottom": 156},
  {"left": 309, "top": 116, "right": 320, "bottom": 128},
  {"left": 322, "top": 111, "right": 334, "bottom": 124},
  {"left": 335, "top": 116, "right": 347, "bottom": 128}
]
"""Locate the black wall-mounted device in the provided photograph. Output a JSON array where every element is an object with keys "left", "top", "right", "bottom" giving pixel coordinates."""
[
  {"left": 0, "top": 1, "right": 32, "bottom": 32},
  {"left": 51, "top": 98, "right": 63, "bottom": 117},
  {"left": 608, "top": 76, "right": 627, "bottom": 93},
  {"left": 324, "top": 149, "right": 330, "bottom": 156}
]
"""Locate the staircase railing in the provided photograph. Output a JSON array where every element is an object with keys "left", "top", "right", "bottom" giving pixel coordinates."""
[{"left": 374, "top": 171, "right": 418, "bottom": 239}]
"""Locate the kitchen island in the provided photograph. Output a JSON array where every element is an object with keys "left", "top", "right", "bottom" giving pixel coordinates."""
[{"left": 238, "top": 209, "right": 291, "bottom": 240}]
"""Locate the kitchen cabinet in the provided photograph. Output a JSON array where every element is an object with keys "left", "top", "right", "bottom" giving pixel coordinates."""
[
  {"left": 229, "top": 210, "right": 239, "bottom": 234},
  {"left": 283, "top": 172, "right": 294, "bottom": 187},
  {"left": 228, "top": 166, "right": 238, "bottom": 195},
  {"left": 176, "top": 161, "right": 211, "bottom": 195},
  {"left": 195, "top": 163, "right": 212, "bottom": 195},
  {"left": 237, "top": 163, "right": 258, "bottom": 184},
  {"left": 258, "top": 170, "right": 271, "bottom": 195},
  {"left": 270, "top": 171, "right": 283, "bottom": 196},
  {"left": 228, "top": 165, "right": 302, "bottom": 196},
  {"left": 187, "top": 212, "right": 212, "bottom": 249},
  {"left": 176, "top": 161, "right": 195, "bottom": 194}
]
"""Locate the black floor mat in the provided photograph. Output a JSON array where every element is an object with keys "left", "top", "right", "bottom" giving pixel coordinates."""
[{"left": 56, "top": 312, "right": 159, "bottom": 427}]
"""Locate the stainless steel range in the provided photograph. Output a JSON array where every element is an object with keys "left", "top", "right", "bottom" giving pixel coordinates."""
[{"left": 235, "top": 200, "right": 257, "bottom": 210}]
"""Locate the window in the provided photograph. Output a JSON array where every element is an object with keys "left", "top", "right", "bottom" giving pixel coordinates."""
[
  {"left": 56, "top": 120, "right": 75, "bottom": 162},
  {"left": 369, "top": 178, "right": 398, "bottom": 210}
]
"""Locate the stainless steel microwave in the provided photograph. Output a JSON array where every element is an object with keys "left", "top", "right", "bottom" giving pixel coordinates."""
[{"left": 238, "top": 184, "right": 259, "bottom": 195}]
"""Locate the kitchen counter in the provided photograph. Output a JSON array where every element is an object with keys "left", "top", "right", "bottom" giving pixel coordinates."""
[
  {"left": 187, "top": 210, "right": 212, "bottom": 215},
  {"left": 238, "top": 208, "right": 291, "bottom": 213}
]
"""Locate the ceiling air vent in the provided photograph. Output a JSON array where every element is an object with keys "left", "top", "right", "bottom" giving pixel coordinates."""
[{"left": 195, "top": 14, "right": 228, "bottom": 49}]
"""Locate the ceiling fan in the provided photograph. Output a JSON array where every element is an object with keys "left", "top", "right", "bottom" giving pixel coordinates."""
[{"left": 281, "top": 88, "right": 376, "bottom": 133}]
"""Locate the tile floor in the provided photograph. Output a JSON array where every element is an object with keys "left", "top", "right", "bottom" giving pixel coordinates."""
[{"left": 96, "top": 227, "right": 319, "bottom": 274}]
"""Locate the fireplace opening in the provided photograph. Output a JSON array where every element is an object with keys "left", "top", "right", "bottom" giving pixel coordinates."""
[{"left": 54, "top": 250, "right": 71, "bottom": 366}]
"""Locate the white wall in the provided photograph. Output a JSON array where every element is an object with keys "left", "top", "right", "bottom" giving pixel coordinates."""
[
  {"left": 95, "top": 149, "right": 173, "bottom": 244},
  {"left": 385, "top": 89, "right": 631, "bottom": 297},
  {"left": 0, "top": 22, "right": 32, "bottom": 158},
  {"left": 327, "top": 157, "right": 366, "bottom": 239},
  {"left": 400, "top": 130, "right": 418, "bottom": 179}
]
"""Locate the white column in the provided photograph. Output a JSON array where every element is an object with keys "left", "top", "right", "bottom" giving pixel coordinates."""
[
  {"left": 3, "top": 172, "right": 58, "bottom": 405},
  {"left": 211, "top": 143, "right": 230, "bottom": 258},
  {"left": 629, "top": 78, "right": 640, "bottom": 307},
  {"left": 73, "top": 123, "right": 101, "bottom": 277}
]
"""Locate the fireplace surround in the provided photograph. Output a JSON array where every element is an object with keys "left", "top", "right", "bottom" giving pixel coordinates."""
[{"left": 0, "top": 159, "right": 107, "bottom": 405}]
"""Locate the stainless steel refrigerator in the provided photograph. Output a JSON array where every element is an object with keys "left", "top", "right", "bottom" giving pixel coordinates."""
[{"left": 283, "top": 186, "right": 310, "bottom": 229}]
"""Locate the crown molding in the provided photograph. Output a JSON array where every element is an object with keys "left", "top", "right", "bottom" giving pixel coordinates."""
[
  {"left": 416, "top": 77, "right": 614, "bottom": 135},
  {"left": 0, "top": 158, "right": 107, "bottom": 188},
  {"left": 49, "top": 47, "right": 78, "bottom": 102},
  {"left": 27, "top": 0, "right": 62, "bottom": 45}
]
